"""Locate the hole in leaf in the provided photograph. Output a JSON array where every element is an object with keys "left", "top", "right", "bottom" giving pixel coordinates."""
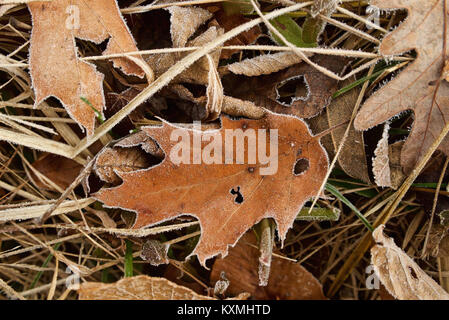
[
  {"left": 275, "top": 75, "right": 309, "bottom": 106},
  {"left": 230, "top": 186, "right": 244, "bottom": 204},
  {"left": 409, "top": 266, "right": 418, "bottom": 279},
  {"left": 293, "top": 158, "right": 310, "bottom": 175}
]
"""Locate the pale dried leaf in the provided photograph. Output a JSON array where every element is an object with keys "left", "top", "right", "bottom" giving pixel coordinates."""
[
  {"left": 213, "top": 272, "right": 230, "bottom": 296},
  {"left": 373, "top": 123, "right": 391, "bottom": 188},
  {"left": 0, "top": 5, "right": 16, "bottom": 17},
  {"left": 166, "top": 6, "right": 212, "bottom": 48},
  {"left": 442, "top": 60, "right": 449, "bottom": 84},
  {"left": 146, "top": 26, "right": 223, "bottom": 86},
  {"left": 227, "top": 52, "right": 305, "bottom": 76},
  {"left": 78, "top": 275, "right": 215, "bottom": 300},
  {"left": 311, "top": 0, "right": 340, "bottom": 17},
  {"left": 89, "top": 208, "right": 117, "bottom": 229},
  {"left": 205, "top": 54, "right": 224, "bottom": 121},
  {"left": 371, "top": 225, "right": 449, "bottom": 300},
  {"left": 355, "top": 0, "right": 449, "bottom": 173}
]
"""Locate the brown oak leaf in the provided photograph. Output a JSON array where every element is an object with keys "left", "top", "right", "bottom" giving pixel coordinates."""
[
  {"left": 95, "top": 113, "right": 328, "bottom": 265},
  {"left": 31, "top": 153, "right": 83, "bottom": 191},
  {"left": 354, "top": 0, "right": 449, "bottom": 173},
  {"left": 29, "top": 0, "right": 147, "bottom": 135}
]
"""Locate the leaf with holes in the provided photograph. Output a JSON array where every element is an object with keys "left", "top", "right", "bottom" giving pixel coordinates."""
[
  {"left": 354, "top": 0, "right": 449, "bottom": 173},
  {"left": 94, "top": 112, "right": 329, "bottom": 265},
  {"left": 28, "top": 0, "right": 148, "bottom": 135},
  {"left": 228, "top": 55, "right": 348, "bottom": 119}
]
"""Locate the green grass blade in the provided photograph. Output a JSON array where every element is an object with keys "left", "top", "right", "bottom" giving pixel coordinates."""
[
  {"left": 326, "top": 183, "right": 374, "bottom": 232},
  {"left": 124, "top": 240, "right": 133, "bottom": 278}
]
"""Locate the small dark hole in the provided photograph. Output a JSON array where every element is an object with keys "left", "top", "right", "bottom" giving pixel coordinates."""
[
  {"left": 429, "top": 80, "right": 438, "bottom": 86},
  {"left": 230, "top": 186, "right": 244, "bottom": 204},
  {"left": 276, "top": 75, "right": 309, "bottom": 106},
  {"left": 409, "top": 266, "right": 418, "bottom": 279},
  {"left": 293, "top": 158, "right": 310, "bottom": 175}
]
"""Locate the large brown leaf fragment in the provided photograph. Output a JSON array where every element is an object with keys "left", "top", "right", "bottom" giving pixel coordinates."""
[
  {"left": 355, "top": 0, "right": 449, "bottom": 173},
  {"left": 29, "top": 0, "right": 147, "bottom": 135},
  {"left": 95, "top": 113, "right": 328, "bottom": 265},
  {"left": 210, "top": 232, "right": 326, "bottom": 300}
]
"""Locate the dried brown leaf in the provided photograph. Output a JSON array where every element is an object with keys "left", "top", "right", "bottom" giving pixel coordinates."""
[
  {"left": 388, "top": 141, "right": 406, "bottom": 189},
  {"left": 95, "top": 113, "right": 328, "bottom": 265},
  {"left": 214, "top": 9, "right": 261, "bottom": 59},
  {"left": 371, "top": 225, "right": 449, "bottom": 300},
  {"left": 306, "top": 79, "right": 370, "bottom": 183},
  {"left": 31, "top": 153, "right": 83, "bottom": 191},
  {"left": 210, "top": 232, "right": 326, "bottom": 300},
  {"left": 29, "top": 0, "right": 148, "bottom": 135}
]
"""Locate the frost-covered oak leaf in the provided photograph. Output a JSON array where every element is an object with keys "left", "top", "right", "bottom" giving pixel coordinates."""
[
  {"left": 95, "top": 113, "right": 328, "bottom": 265},
  {"left": 354, "top": 0, "right": 449, "bottom": 173},
  {"left": 28, "top": 0, "right": 147, "bottom": 135}
]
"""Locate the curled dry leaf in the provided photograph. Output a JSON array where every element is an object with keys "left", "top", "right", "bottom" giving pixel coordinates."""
[
  {"left": 371, "top": 225, "right": 449, "bottom": 300},
  {"left": 205, "top": 54, "right": 224, "bottom": 121},
  {"left": 95, "top": 113, "right": 329, "bottom": 266},
  {"left": 166, "top": 6, "right": 212, "bottom": 48},
  {"left": 78, "top": 275, "right": 215, "bottom": 300},
  {"left": 94, "top": 131, "right": 163, "bottom": 185},
  {"left": 306, "top": 78, "right": 370, "bottom": 183},
  {"left": 372, "top": 124, "right": 405, "bottom": 189},
  {"left": 221, "top": 96, "right": 266, "bottom": 119},
  {"left": 210, "top": 232, "right": 326, "bottom": 300},
  {"left": 355, "top": 0, "right": 449, "bottom": 173},
  {"left": 373, "top": 123, "right": 391, "bottom": 188},
  {"left": 227, "top": 51, "right": 306, "bottom": 77},
  {"left": 28, "top": 0, "right": 148, "bottom": 135},
  {"left": 146, "top": 22, "right": 224, "bottom": 120},
  {"left": 140, "top": 239, "right": 170, "bottom": 266}
]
